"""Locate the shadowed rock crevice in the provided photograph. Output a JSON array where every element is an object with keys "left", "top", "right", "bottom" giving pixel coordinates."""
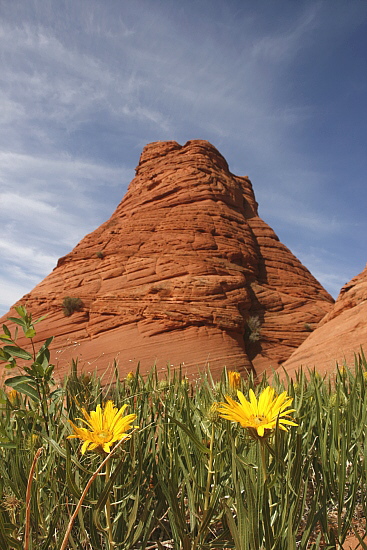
[{"left": 0, "top": 140, "right": 334, "bottom": 380}]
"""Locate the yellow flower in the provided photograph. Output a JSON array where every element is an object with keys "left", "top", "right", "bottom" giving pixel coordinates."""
[
  {"left": 338, "top": 366, "right": 347, "bottom": 377},
  {"left": 67, "top": 400, "right": 137, "bottom": 454},
  {"left": 228, "top": 370, "right": 241, "bottom": 390},
  {"left": 6, "top": 389, "right": 20, "bottom": 404},
  {"left": 218, "top": 386, "right": 298, "bottom": 439}
]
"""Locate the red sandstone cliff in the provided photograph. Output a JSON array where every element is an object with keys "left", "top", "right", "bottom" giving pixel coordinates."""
[
  {"left": 280, "top": 264, "right": 367, "bottom": 377},
  {"left": 0, "top": 140, "right": 334, "bottom": 380}
]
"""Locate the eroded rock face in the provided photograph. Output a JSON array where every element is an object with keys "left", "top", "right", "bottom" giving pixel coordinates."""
[
  {"left": 280, "top": 264, "right": 367, "bottom": 377},
  {"left": 0, "top": 140, "right": 334, "bottom": 381}
]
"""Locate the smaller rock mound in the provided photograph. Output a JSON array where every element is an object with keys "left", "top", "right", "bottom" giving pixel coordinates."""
[{"left": 280, "top": 264, "right": 367, "bottom": 377}]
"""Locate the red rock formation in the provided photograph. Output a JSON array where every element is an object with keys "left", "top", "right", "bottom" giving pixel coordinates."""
[
  {"left": 280, "top": 264, "right": 367, "bottom": 378},
  {"left": 0, "top": 140, "right": 334, "bottom": 381}
]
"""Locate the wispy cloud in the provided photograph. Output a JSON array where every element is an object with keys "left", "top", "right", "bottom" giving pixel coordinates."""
[
  {"left": 0, "top": 156, "right": 127, "bottom": 218},
  {"left": 0, "top": 276, "right": 40, "bottom": 313},
  {"left": 0, "top": 151, "right": 132, "bottom": 311},
  {"left": 0, "top": 237, "right": 57, "bottom": 276},
  {"left": 250, "top": 4, "right": 321, "bottom": 62},
  {"left": 290, "top": 245, "right": 356, "bottom": 298},
  {"left": 0, "top": 19, "right": 171, "bottom": 151}
]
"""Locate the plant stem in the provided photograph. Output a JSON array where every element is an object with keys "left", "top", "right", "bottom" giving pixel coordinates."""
[
  {"left": 38, "top": 380, "right": 50, "bottom": 436},
  {"left": 105, "top": 457, "right": 115, "bottom": 549},
  {"left": 204, "top": 422, "right": 215, "bottom": 512},
  {"left": 24, "top": 447, "right": 43, "bottom": 550},
  {"left": 259, "top": 439, "right": 267, "bottom": 484},
  {"left": 60, "top": 439, "right": 125, "bottom": 550},
  {"left": 193, "top": 422, "right": 215, "bottom": 549}
]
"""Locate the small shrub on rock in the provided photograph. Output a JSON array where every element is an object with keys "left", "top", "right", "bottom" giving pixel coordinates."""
[
  {"left": 62, "top": 296, "right": 84, "bottom": 317},
  {"left": 246, "top": 315, "right": 262, "bottom": 342}
]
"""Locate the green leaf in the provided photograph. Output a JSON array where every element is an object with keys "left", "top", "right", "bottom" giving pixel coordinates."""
[
  {"left": 2, "top": 324, "right": 11, "bottom": 337},
  {"left": 14, "top": 305, "right": 27, "bottom": 318},
  {"left": 44, "top": 363, "right": 55, "bottom": 383},
  {"left": 40, "top": 336, "right": 54, "bottom": 350},
  {"left": 31, "top": 360, "right": 46, "bottom": 377},
  {"left": 35, "top": 348, "right": 50, "bottom": 367},
  {"left": 5, "top": 375, "right": 40, "bottom": 402},
  {"left": 167, "top": 415, "right": 210, "bottom": 454},
  {"left": 0, "top": 325, "right": 13, "bottom": 343},
  {"left": 65, "top": 443, "right": 83, "bottom": 500},
  {"left": 0, "top": 441, "right": 17, "bottom": 449},
  {"left": 24, "top": 327, "right": 36, "bottom": 339},
  {"left": 33, "top": 314, "right": 48, "bottom": 324},
  {"left": 222, "top": 499, "right": 244, "bottom": 550},
  {"left": 2, "top": 361, "right": 17, "bottom": 370},
  {"left": 49, "top": 387, "right": 64, "bottom": 401},
  {"left": 93, "top": 459, "right": 125, "bottom": 531},
  {"left": 2, "top": 345, "right": 32, "bottom": 360},
  {"left": 0, "top": 510, "right": 22, "bottom": 549},
  {"left": 0, "top": 349, "right": 11, "bottom": 361},
  {"left": 6, "top": 317, "right": 26, "bottom": 327}
]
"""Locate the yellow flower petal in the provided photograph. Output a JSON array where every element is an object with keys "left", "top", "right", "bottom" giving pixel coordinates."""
[{"left": 257, "top": 425, "right": 265, "bottom": 437}]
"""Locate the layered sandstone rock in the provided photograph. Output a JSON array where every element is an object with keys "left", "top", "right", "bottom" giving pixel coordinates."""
[
  {"left": 280, "top": 264, "right": 367, "bottom": 377},
  {"left": 0, "top": 140, "right": 333, "bottom": 381}
]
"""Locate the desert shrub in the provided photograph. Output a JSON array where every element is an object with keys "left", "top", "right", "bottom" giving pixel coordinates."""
[
  {"left": 96, "top": 250, "right": 104, "bottom": 259},
  {"left": 246, "top": 314, "right": 262, "bottom": 342},
  {"left": 62, "top": 295, "right": 84, "bottom": 316}
]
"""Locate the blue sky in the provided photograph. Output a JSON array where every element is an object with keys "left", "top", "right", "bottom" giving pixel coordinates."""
[{"left": 0, "top": 0, "right": 366, "bottom": 315}]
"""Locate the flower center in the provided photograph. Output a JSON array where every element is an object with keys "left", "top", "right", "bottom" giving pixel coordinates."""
[
  {"left": 96, "top": 430, "right": 112, "bottom": 443},
  {"left": 254, "top": 415, "right": 266, "bottom": 425}
]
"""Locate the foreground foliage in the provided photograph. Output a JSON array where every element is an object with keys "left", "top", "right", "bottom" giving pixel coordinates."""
[{"left": 0, "top": 307, "right": 366, "bottom": 549}]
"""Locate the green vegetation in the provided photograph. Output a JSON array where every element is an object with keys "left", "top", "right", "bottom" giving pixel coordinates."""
[
  {"left": 0, "top": 306, "right": 366, "bottom": 549},
  {"left": 245, "top": 315, "right": 262, "bottom": 342},
  {"left": 62, "top": 296, "right": 84, "bottom": 317}
]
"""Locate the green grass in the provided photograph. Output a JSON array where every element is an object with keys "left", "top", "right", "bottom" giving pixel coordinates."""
[{"left": 0, "top": 307, "right": 366, "bottom": 549}]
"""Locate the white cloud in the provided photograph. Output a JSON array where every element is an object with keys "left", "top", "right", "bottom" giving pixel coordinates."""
[
  {"left": 0, "top": 237, "right": 57, "bottom": 276},
  {"left": 0, "top": 277, "right": 37, "bottom": 313}
]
